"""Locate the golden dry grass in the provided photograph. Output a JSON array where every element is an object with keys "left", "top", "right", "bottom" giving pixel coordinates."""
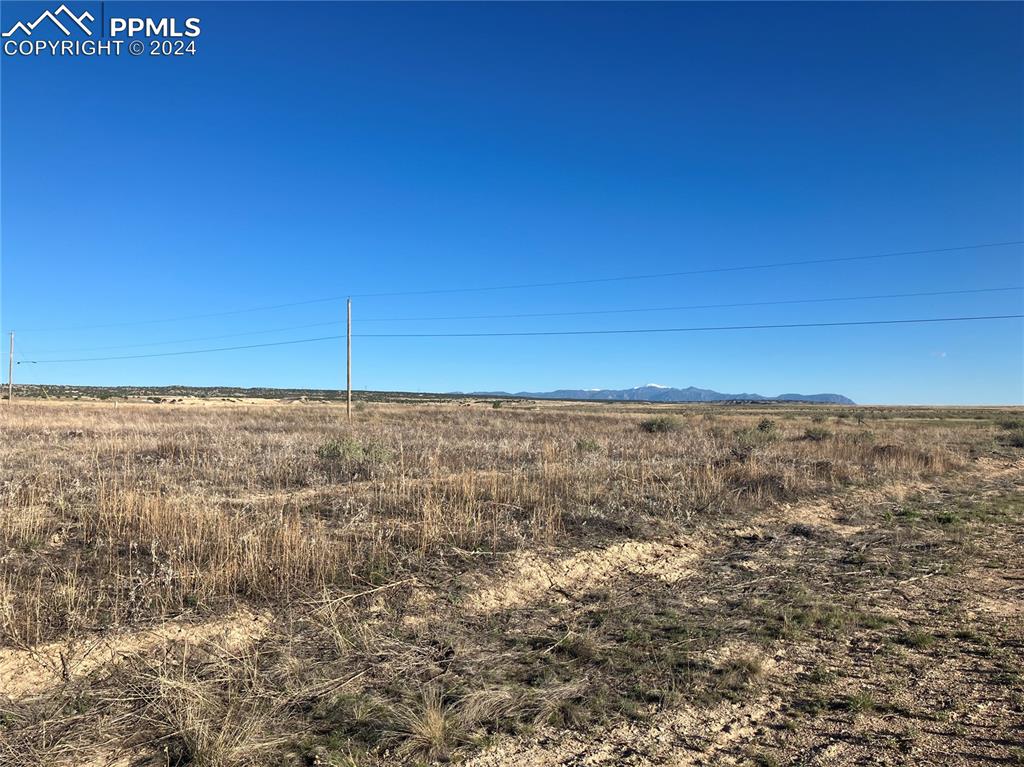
[{"left": 0, "top": 397, "right": 1020, "bottom": 766}]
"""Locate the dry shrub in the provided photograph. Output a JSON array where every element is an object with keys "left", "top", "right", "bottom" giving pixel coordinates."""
[
  {"left": 727, "top": 462, "right": 799, "bottom": 505},
  {"left": 639, "top": 415, "right": 680, "bottom": 434},
  {"left": 869, "top": 443, "right": 956, "bottom": 475}
]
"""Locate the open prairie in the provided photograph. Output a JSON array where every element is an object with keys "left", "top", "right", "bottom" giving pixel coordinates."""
[{"left": 1, "top": 398, "right": 1021, "bottom": 766}]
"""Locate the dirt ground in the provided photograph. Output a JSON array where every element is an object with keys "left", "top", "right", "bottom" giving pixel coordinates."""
[{"left": 0, "top": 399, "right": 1021, "bottom": 766}]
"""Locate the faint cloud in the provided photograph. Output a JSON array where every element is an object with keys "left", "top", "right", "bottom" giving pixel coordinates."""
[{"left": 930, "top": 351, "right": 948, "bottom": 359}]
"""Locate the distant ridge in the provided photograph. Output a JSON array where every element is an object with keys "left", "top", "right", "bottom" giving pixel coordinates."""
[{"left": 473, "top": 384, "right": 854, "bottom": 404}]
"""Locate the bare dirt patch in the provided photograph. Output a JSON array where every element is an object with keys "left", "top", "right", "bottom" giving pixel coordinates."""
[
  {"left": 463, "top": 538, "right": 705, "bottom": 613},
  {"left": 0, "top": 608, "right": 270, "bottom": 701}
]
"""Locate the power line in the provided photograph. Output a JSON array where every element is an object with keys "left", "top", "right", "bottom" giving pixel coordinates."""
[
  {"left": 349, "top": 240, "right": 1024, "bottom": 298},
  {"left": 18, "top": 314, "right": 1023, "bottom": 364},
  {"left": 18, "top": 335, "right": 345, "bottom": 364},
  {"left": 12, "top": 239, "right": 1022, "bottom": 332},
  {"left": 28, "top": 320, "right": 344, "bottom": 355},
  {"left": 22, "top": 285, "right": 1022, "bottom": 357},
  {"left": 354, "top": 314, "right": 1024, "bottom": 338},
  {"left": 14, "top": 297, "right": 349, "bottom": 334},
  {"left": 357, "top": 285, "right": 1023, "bottom": 323}
]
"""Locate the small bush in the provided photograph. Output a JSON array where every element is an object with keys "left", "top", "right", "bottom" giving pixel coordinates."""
[
  {"left": 804, "top": 426, "right": 831, "bottom": 442},
  {"left": 732, "top": 427, "right": 776, "bottom": 459},
  {"left": 575, "top": 438, "right": 601, "bottom": 454},
  {"left": 317, "top": 437, "right": 392, "bottom": 476},
  {"left": 757, "top": 417, "right": 776, "bottom": 433},
  {"left": 316, "top": 438, "right": 361, "bottom": 460},
  {"left": 639, "top": 416, "right": 680, "bottom": 434},
  {"left": 810, "top": 413, "right": 827, "bottom": 424}
]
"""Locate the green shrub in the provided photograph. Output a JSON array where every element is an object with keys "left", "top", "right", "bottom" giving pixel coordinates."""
[
  {"left": 639, "top": 416, "right": 680, "bottom": 434},
  {"left": 575, "top": 438, "right": 601, "bottom": 454},
  {"left": 317, "top": 437, "right": 392, "bottom": 475},
  {"left": 810, "top": 413, "right": 827, "bottom": 424},
  {"left": 757, "top": 417, "right": 776, "bottom": 434}
]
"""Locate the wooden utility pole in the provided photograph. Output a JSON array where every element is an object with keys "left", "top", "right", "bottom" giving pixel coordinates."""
[
  {"left": 346, "top": 298, "right": 352, "bottom": 420},
  {"left": 7, "top": 332, "right": 13, "bottom": 403}
]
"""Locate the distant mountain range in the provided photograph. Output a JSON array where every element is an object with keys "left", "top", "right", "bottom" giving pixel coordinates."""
[{"left": 473, "top": 384, "right": 855, "bottom": 405}]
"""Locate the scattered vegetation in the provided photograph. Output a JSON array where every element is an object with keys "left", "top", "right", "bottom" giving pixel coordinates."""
[{"left": 0, "top": 398, "right": 1019, "bottom": 766}]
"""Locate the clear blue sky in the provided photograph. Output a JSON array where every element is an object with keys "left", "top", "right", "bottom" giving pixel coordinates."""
[{"left": 2, "top": 1, "right": 1022, "bottom": 404}]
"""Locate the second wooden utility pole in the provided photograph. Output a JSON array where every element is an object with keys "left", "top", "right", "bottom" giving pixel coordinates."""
[
  {"left": 346, "top": 298, "right": 352, "bottom": 421},
  {"left": 7, "top": 332, "right": 13, "bottom": 404}
]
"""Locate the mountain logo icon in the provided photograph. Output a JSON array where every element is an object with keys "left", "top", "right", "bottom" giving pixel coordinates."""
[{"left": 2, "top": 4, "right": 94, "bottom": 37}]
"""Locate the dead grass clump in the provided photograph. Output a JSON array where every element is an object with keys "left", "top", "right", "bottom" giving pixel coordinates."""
[
  {"left": 713, "top": 653, "right": 765, "bottom": 694},
  {"left": 127, "top": 647, "right": 287, "bottom": 767},
  {"left": 726, "top": 463, "right": 800, "bottom": 505},
  {"left": 870, "top": 443, "right": 955, "bottom": 475},
  {"left": 387, "top": 686, "right": 459, "bottom": 761}
]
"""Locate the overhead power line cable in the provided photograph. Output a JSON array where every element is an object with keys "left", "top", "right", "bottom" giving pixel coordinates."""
[
  {"left": 354, "top": 314, "right": 1024, "bottom": 338},
  {"left": 29, "top": 320, "right": 345, "bottom": 354},
  {"left": 357, "top": 285, "right": 1023, "bottom": 323},
  {"left": 22, "top": 285, "right": 1023, "bottom": 356},
  {"left": 13, "top": 240, "right": 1022, "bottom": 332},
  {"left": 349, "top": 241, "right": 1024, "bottom": 299},
  {"left": 18, "top": 335, "right": 346, "bottom": 364},
  {"left": 18, "top": 314, "right": 1023, "bottom": 364}
]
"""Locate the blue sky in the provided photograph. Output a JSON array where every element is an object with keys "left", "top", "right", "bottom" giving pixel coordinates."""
[{"left": 2, "top": 1, "right": 1021, "bottom": 404}]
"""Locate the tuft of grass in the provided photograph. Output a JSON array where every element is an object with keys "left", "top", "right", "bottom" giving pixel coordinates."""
[
  {"left": 713, "top": 654, "right": 764, "bottom": 694},
  {"left": 842, "top": 690, "right": 878, "bottom": 714},
  {"left": 388, "top": 687, "right": 459, "bottom": 762},
  {"left": 899, "top": 630, "right": 938, "bottom": 650}
]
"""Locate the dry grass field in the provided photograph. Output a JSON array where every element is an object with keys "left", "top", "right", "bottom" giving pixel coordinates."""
[{"left": 0, "top": 397, "right": 1021, "bottom": 766}]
